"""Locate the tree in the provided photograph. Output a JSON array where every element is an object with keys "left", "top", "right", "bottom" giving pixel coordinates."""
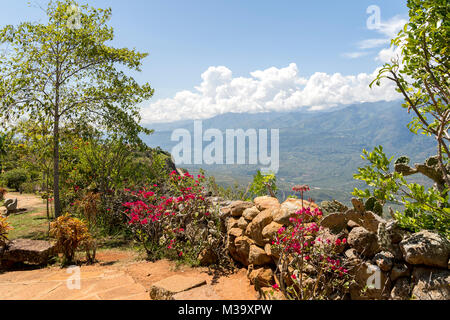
[
  {"left": 0, "top": 0, "right": 154, "bottom": 216},
  {"left": 0, "top": 132, "right": 8, "bottom": 173},
  {"left": 356, "top": 0, "right": 450, "bottom": 237},
  {"left": 371, "top": 0, "right": 449, "bottom": 187}
]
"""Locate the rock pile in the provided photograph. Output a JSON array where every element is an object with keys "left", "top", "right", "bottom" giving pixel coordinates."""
[{"left": 220, "top": 196, "right": 450, "bottom": 300}]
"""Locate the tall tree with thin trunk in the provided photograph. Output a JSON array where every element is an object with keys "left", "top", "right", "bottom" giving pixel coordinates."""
[
  {"left": 0, "top": 0, "right": 154, "bottom": 217},
  {"left": 371, "top": 0, "right": 449, "bottom": 187}
]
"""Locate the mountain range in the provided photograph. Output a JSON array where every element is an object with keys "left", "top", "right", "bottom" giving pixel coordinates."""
[{"left": 142, "top": 100, "right": 436, "bottom": 204}]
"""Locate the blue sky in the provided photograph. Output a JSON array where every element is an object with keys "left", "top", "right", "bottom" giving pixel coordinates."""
[{"left": 0, "top": 0, "right": 408, "bottom": 122}]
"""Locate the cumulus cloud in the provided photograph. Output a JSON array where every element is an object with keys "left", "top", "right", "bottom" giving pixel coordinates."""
[
  {"left": 357, "top": 38, "right": 389, "bottom": 49},
  {"left": 342, "top": 51, "right": 371, "bottom": 59},
  {"left": 376, "top": 45, "right": 403, "bottom": 64},
  {"left": 344, "top": 15, "right": 407, "bottom": 61},
  {"left": 376, "top": 15, "right": 408, "bottom": 38},
  {"left": 141, "top": 63, "right": 401, "bottom": 123}
]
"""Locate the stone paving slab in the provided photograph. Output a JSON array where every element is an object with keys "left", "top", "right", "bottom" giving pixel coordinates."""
[
  {"left": 149, "top": 275, "right": 207, "bottom": 300},
  {"left": 0, "top": 267, "right": 150, "bottom": 300},
  {"left": 172, "top": 285, "right": 222, "bottom": 300}
]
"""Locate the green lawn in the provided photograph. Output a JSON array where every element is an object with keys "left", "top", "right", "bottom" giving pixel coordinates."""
[{"left": 7, "top": 209, "right": 50, "bottom": 241}]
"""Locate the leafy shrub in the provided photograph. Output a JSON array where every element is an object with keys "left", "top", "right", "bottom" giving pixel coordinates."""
[
  {"left": 19, "top": 182, "right": 38, "bottom": 194},
  {"left": 0, "top": 187, "right": 6, "bottom": 201},
  {"left": 120, "top": 170, "right": 227, "bottom": 265},
  {"left": 248, "top": 170, "right": 277, "bottom": 199},
  {"left": 0, "top": 216, "right": 12, "bottom": 246},
  {"left": 50, "top": 213, "right": 94, "bottom": 264},
  {"left": 353, "top": 146, "right": 449, "bottom": 238},
  {"left": 2, "top": 168, "right": 28, "bottom": 191},
  {"left": 272, "top": 206, "right": 353, "bottom": 299}
]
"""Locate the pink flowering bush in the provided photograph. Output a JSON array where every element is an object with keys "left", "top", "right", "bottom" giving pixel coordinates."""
[
  {"left": 120, "top": 171, "right": 224, "bottom": 263},
  {"left": 272, "top": 189, "right": 353, "bottom": 299}
]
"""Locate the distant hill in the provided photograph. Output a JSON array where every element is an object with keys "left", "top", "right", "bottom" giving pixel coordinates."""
[{"left": 142, "top": 100, "right": 436, "bottom": 204}]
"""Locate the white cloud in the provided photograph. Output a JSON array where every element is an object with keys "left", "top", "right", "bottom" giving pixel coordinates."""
[
  {"left": 141, "top": 63, "right": 401, "bottom": 123},
  {"left": 345, "top": 15, "right": 407, "bottom": 60},
  {"left": 358, "top": 38, "right": 390, "bottom": 49},
  {"left": 376, "top": 15, "right": 408, "bottom": 38},
  {"left": 342, "top": 51, "right": 370, "bottom": 59},
  {"left": 376, "top": 45, "right": 403, "bottom": 64}
]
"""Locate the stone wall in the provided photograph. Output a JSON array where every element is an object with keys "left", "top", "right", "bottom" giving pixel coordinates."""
[{"left": 219, "top": 196, "right": 450, "bottom": 300}]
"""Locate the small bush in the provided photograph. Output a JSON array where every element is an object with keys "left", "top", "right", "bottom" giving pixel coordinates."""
[
  {"left": 19, "top": 182, "right": 38, "bottom": 194},
  {"left": 2, "top": 168, "right": 28, "bottom": 191},
  {"left": 50, "top": 213, "right": 93, "bottom": 264},
  {"left": 0, "top": 187, "right": 6, "bottom": 201},
  {"left": 120, "top": 170, "right": 228, "bottom": 265},
  {"left": 0, "top": 216, "right": 12, "bottom": 246}
]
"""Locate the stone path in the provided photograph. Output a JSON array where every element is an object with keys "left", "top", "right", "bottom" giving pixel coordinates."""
[{"left": 0, "top": 250, "right": 258, "bottom": 300}]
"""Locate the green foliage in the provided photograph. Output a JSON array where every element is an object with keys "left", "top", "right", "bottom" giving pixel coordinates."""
[
  {"left": 248, "top": 170, "right": 278, "bottom": 199},
  {"left": 364, "top": 0, "right": 449, "bottom": 237},
  {"left": 0, "top": 0, "right": 155, "bottom": 216},
  {"left": 371, "top": 0, "right": 449, "bottom": 186},
  {"left": 2, "top": 168, "right": 29, "bottom": 191},
  {"left": 353, "top": 146, "right": 449, "bottom": 237}
]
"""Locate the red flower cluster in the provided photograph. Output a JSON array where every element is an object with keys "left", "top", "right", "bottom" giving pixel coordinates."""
[
  {"left": 120, "top": 171, "right": 209, "bottom": 259},
  {"left": 273, "top": 206, "right": 349, "bottom": 279},
  {"left": 292, "top": 184, "right": 310, "bottom": 193}
]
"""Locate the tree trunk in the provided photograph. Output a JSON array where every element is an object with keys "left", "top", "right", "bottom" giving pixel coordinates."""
[{"left": 53, "top": 114, "right": 61, "bottom": 217}]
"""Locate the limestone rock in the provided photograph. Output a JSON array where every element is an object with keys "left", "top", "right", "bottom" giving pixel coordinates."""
[
  {"left": 245, "top": 209, "right": 273, "bottom": 246},
  {"left": 320, "top": 200, "right": 348, "bottom": 215},
  {"left": 348, "top": 226, "right": 380, "bottom": 258},
  {"left": 350, "top": 262, "right": 391, "bottom": 300},
  {"left": 411, "top": 267, "right": 450, "bottom": 300},
  {"left": 248, "top": 267, "right": 274, "bottom": 287},
  {"left": 228, "top": 227, "right": 243, "bottom": 238},
  {"left": 231, "top": 236, "right": 254, "bottom": 266},
  {"left": 347, "top": 220, "right": 360, "bottom": 228},
  {"left": 2, "top": 239, "right": 55, "bottom": 265},
  {"left": 237, "top": 217, "right": 249, "bottom": 230},
  {"left": 373, "top": 251, "right": 394, "bottom": 272},
  {"left": 384, "top": 220, "right": 409, "bottom": 244},
  {"left": 345, "top": 248, "right": 359, "bottom": 260},
  {"left": 320, "top": 209, "right": 386, "bottom": 234},
  {"left": 274, "top": 198, "right": 318, "bottom": 226},
  {"left": 226, "top": 217, "right": 239, "bottom": 231},
  {"left": 242, "top": 206, "right": 260, "bottom": 221},
  {"left": 219, "top": 206, "right": 231, "bottom": 219},
  {"left": 261, "top": 221, "right": 283, "bottom": 241},
  {"left": 248, "top": 245, "right": 272, "bottom": 266},
  {"left": 390, "top": 277, "right": 412, "bottom": 300},
  {"left": 229, "top": 200, "right": 254, "bottom": 217},
  {"left": 399, "top": 230, "right": 450, "bottom": 268},
  {"left": 259, "top": 287, "right": 286, "bottom": 300},
  {"left": 316, "top": 227, "right": 348, "bottom": 254},
  {"left": 351, "top": 198, "right": 365, "bottom": 213},
  {"left": 390, "top": 263, "right": 411, "bottom": 282},
  {"left": 320, "top": 212, "right": 348, "bottom": 233},
  {"left": 254, "top": 196, "right": 280, "bottom": 211}
]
